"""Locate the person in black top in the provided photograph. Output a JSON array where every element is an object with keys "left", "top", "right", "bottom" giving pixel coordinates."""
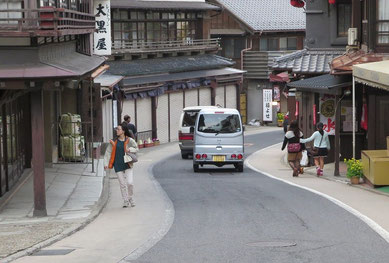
[
  {"left": 281, "top": 120, "right": 304, "bottom": 177},
  {"left": 283, "top": 114, "right": 289, "bottom": 134},
  {"left": 123, "top": 115, "right": 137, "bottom": 139}
]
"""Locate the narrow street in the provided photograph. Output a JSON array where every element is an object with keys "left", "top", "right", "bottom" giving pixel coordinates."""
[{"left": 135, "top": 130, "right": 389, "bottom": 263}]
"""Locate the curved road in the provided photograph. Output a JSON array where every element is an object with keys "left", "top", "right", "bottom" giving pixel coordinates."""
[{"left": 136, "top": 130, "right": 389, "bottom": 263}]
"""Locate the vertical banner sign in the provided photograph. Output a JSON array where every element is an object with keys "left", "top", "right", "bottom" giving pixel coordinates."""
[
  {"left": 320, "top": 95, "right": 336, "bottom": 135},
  {"left": 313, "top": 104, "right": 317, "bottom": 125},
  {"left": 94, "top": 0, "right": 111, "bottom": 55},
  {"left": 263, "top": 89, "right": 273, "bottom": 122}
]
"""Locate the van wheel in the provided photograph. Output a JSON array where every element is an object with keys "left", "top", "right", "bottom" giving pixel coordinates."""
[
  {"left": 235, "top": 163, "right": 244, "bottom": 172},
  {"left": 181, "top": 153, "right": 189, "bottom": 159},
  {"left": 193, "top": 164, "right": 199, "bottom": 172}
]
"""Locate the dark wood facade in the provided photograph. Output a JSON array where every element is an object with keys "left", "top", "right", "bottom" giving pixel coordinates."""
[{"left": 0, "top": 0, "right": 102, "bottom": 215}]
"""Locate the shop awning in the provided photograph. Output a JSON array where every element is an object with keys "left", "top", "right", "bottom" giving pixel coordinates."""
[
  {"left": 269, "top": 72, "right": 290, "bottom": 83},
  {"left": 287, "top": 74, "right": 351, "bottom": 95},
  {"left": 94, "top": 74, "right": 124, "bottom": 88},
  {"left": 123, "top": 67, "right": 244, "bottom": 87},
  {"left": 353, "top": 60, "right": 389, "bottom": 91},
  {"left": 331, "top": 50, "right": 389, "bottom": 74},
  {"left": 0, "top": 42, "right": 105, "bottom": 80}
]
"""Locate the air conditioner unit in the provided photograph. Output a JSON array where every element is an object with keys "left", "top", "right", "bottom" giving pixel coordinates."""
[{"left": 348, "top": 28, "right": 358, "bottom": 46}]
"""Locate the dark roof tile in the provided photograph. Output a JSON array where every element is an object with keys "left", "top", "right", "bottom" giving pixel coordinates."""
[{"left": 107, "top": 54, "right": 234, "bottom": 77}]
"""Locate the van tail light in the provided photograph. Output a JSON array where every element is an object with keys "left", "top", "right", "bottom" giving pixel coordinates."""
[
  {"left": 195, "top": 154, "right": 201, "bottom": 160},
  {"left": 237, "top": 154, "right": 243, "bottom": 160},
  {"left": 202, "top": 154, "right": 208, "bottom": 159},
  {"left": 179, "top": 131, "right": 193, "bottom": 141},
  {"left": 231, "top": 154, "right": 237, "bottom": 159}
]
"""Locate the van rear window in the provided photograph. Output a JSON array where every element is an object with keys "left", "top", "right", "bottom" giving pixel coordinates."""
[
  {"left": 198, "top": 114, "right": 241, "bottom": 133},
  {"left": 182, "top": 110, "right": 199, "bottom": 127}
]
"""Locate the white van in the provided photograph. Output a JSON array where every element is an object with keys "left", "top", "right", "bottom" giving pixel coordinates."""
[
  {"left": 178, "top": 106, "right": 219, "bottom": 159},
  {"left": 193, "top": 108, "right": 244, "bottom": 172}
]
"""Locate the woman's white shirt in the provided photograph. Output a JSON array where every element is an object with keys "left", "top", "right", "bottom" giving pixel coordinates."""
[{"left": 300, "top": 131, "right": 330, "bottom": 149}]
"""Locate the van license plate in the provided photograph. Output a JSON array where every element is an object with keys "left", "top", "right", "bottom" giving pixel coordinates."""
[{"left": 213, "top": 155, "right": 225, "bottom": 162}]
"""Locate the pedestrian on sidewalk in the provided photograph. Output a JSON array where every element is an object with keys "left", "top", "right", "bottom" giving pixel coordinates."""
[
  {"left": 104, "top": 124, "right": 139, "bottom": 208},
  {"left": 300, "top": 122, "right": 330, "bottom": 177},
  {"left": 283, "top": 113, "right": 289, "bottom": 134},
  {"left": 281, "top": 120, "right": 304, "bottom": 177}
]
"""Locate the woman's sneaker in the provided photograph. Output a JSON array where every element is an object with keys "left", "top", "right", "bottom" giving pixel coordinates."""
[
  {"left": 316, "top": 167, "right": 320, "bottom": 176},
  {"left": 129, "top": 198, "right": 136, "bottom": 207},
  {"left": 319, "top": 169, "right": 324, "bottom": 176},
  {"left": 123, "top": 201, "right": 129, "bottom": 208}
]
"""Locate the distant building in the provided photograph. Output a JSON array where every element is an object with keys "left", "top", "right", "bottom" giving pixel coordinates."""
[
  {"left": 96, "top": 0, "right": 244, "bottom": 144},
  {"left": 208, "top": 0, "right": 305, "bottom": 124}
]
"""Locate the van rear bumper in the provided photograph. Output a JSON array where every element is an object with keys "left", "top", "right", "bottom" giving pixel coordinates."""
[{"left": 193, "top": 160, "right": 243, "bottom": 165}]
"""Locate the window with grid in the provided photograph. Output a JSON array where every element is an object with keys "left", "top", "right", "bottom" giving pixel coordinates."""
[
  {"left": 337, "top": 2, "right": 352, "bottom": 37},
  {"left": 112, "top": 9, "right": 198, "bottom": 44},
  {"left": 377, "top": 0, "right": 389, "bottom": 44}
]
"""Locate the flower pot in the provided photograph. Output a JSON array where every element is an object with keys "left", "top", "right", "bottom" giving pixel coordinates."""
[
  {"left": 350, "top": 176, "right": 360, "bottom": 184},
  {"left": 145, "top": 142, "right": 154, "bottom": 148},
  {"left": 277, "top": 120, "right": 283, "bottom": 127},
  {"left": 154, "top": 141, "right": 160, "bottom": 146},
  {"left": 138, "top": 144, "right": 145, "bottom": 149}
]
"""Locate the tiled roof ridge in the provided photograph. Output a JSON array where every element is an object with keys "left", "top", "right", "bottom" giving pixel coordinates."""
[
  {"left": 274, "top": 48, "right": 346, "bottom": 63},
  {"left": 212, "top": 0, "right": 305, "bottom": 32}
]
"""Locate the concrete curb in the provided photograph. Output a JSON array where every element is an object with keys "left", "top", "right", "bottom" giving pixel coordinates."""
[
  {"left": 0, "top": 165, "right": 110, "bottom": 263},
  {"left": 119, "top": 154, "right": 176, "bottom": 262}
]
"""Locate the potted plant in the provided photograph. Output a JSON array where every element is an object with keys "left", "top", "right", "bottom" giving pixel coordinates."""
[
  {"left": 277, "top": 113, "right": 284, "bottom": 127},
  {"left": 153, "top": 138, "right": 160, "bottom": 146},
  {"left": 344, "top": 158, "right": 363, "bottom": 184}
]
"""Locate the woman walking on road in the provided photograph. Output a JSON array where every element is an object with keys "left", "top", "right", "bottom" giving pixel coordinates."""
[
  {"left": 104, "top": 124, "right": 139, "bottom": 208},
  {"left": 300, "top": 122, "right": 330, "bottom": 177},
  {"left": 281, "top": 120, "right": 304, "bottom": 177}
]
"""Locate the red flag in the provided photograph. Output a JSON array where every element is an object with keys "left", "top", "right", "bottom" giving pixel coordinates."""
[
  {"left": 291, "top": 0, "right": 305, "bottom": 8},
  {"left": 361, "top": 103, "right": 368, "bottom": 130}
]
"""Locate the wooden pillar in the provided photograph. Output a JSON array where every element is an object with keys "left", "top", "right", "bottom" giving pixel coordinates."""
[
  {"left": 151, "top": 96, "right": 157, "bottom": 139},
  {"left": 334, "top": 95, "right": 341, "bottom": 176},
  {"left": 211, "top": 80, "right": 217, "bottom": 106},
  {"left": 31, "top": 89, "right": 47, "bottom": 217},
  {"left": 367, "top": 93, "right": 375, "bottom": 149}
]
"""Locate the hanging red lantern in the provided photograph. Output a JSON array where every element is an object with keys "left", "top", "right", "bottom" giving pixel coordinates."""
[
  {"left": 329, "top": 0, "right": 336, "bottom": 4},
  {"left": 290, "top": 0, "right": 305, "bottom": 8}
]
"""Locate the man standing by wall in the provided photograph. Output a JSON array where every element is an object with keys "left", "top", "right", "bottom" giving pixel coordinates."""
[{"left": 123, "top": 115, "right": 137, "bottom": 138}]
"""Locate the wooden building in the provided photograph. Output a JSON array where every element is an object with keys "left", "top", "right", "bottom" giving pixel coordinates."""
[
  {"left": 283, "top": 0, "right": 389, "bottom": 176},
  {"left": 208, "top": 0, "right": 306, "bottom": 124},
  {"left": 0, "top": 0, "right": 105, "bottom": 215},
  {"left": 330, "top": 0, "right": 389, "bottom": 156}
]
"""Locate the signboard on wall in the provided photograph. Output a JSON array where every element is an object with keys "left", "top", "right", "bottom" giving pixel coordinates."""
[
  {"left": 263, "top": 89, "right": 273, "bottom": 122},
  {"left": 320, "top": 95, "right": 336, "bottom": 135},
  {"left": 113, "top": 100, "right": 118, "bottom": 128},
  {"left": 94, "top": 0, "right": 111, "bottom": 55}
]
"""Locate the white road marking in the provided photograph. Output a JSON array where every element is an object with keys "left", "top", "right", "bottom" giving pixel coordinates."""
[{"left": 245, "top": 144, "right": 389, "bottom": 244}]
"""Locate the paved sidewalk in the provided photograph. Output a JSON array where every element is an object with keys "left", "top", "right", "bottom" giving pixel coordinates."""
[
  {"left": 246, "top": 143, "right": 389, "bottom": 242},
  {"left": 12, "top": 142, "right": 178, "bottom": 263},
  {"left": 0, "top": 159, "right": 106, "bottom": 261}
]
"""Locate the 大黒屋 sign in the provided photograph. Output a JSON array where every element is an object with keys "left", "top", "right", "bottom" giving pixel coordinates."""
[
  {"left": 94, "top": 0, "right": 111, "bottom": 55},
  {"left": 263, "top": 89, "right": 273, "bottom": 122}
]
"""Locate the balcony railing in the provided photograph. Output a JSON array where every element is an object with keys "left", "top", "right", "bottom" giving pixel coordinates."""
[
  {"left": 112, "top": 38, "right": 220, "bottom": 54},
  {"left": 0, "top": 8, "right": 95, "bottom": 37}
]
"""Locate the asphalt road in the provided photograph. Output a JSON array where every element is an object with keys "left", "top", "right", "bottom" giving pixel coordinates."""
[{"left": 135, "top": 130, "right": 389, "bottom": 263}]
